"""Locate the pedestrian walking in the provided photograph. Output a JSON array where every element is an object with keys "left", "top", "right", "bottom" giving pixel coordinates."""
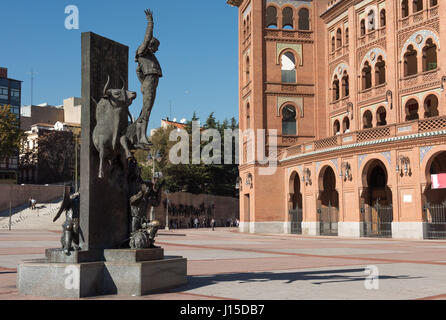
[
  {"left": 31, "top": 197, "right": 37, "bottom": 210},
  {"left": 194, "top": 217, "right": 199, "bottom": 229},
  {"left": 211, "top": 218, "right": 215, "bottom": 231}
]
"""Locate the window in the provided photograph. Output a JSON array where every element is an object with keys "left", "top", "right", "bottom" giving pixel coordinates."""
[
  {"left": 362, "top": 62, "right": 372, "bottom": 90},
  {"left": 282, "top": 7, "right": 294, "bottom": 30},
  {"left": 377, "top": 107, "right": 387, "bottom": 126},
  {"left": 336, "top": 28, "right": 342, "bottom": 48},
  {"left": 245, "top": 56, "right": 250, "bottom": 83},
  {"left": 0, "top": 86, "right": 7, "bottom": 100},
  {"left": 342, "top": 71, "right": 349, "bottom": 97},
  {"left": 367, "top": 10, "right": 376, "bottom": 31},
  {"left": 246, "top": 103, "right": 251, "bottom": 129},
  {"left": 360, "top": 19, "right": 366, "bottom": 36},
  {"left": 342, "top": 117, "right": 350, "bottom": 133},
  {"left": 405, "top": 99, "right": 419, "bottom": 121},
  {"left": 402, "top": 0, "right": 409, "bottom": 18},
  {"left": 345, "top": 28, "right": 349, "bottom": 44},
  {"left": 380, "top": 9, "right": 386, "bottom": 27},
  {"left": 424, "top": 95, "right": 439, "bottom": 118},
  {"left": 423, "top": 39, "right": 437, "bottom": 72},
  {"left": 430, "top": 0, "right": 438, "bottom": 7},
  {"left": 363, "top": 110, "right": 373, "bottom": 129},
  {"left": 298, "top": 8, "right": 310, "bottom": 30},
  {"left": 331, "top": 36, "right": 335, "bottom": 52},
  {"left": 413, "top": 0, "right": 423, "bottom": 13},
  {"left": 266, "top": 6, "right": 278, "bottom": 28},
  {"left": 332, "top": 75, "right": 340, "bottom": 101},
  {"left": 282, "top": 105, "right": 297, "bottom": 135},
  {"left": 333, "top": 120, "right": 340, "bottom": 135},
  {"left": 281, "top": 52, "right": 296, "bottom": 83},
  {"left": 404, "top": 45, "right": 418, "bottom": 76},
  {"left": 375, "top": 56, "right": 386, "bottom": 86}
]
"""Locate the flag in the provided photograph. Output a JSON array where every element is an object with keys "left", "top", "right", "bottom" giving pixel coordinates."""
[{"left": 431, "top": 174, "right": 446, "bottom": 189}]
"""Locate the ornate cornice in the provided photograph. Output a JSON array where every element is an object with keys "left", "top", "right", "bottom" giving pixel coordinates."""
[{"left": 227, "top": 0, "right": 243, "bottom": 7}]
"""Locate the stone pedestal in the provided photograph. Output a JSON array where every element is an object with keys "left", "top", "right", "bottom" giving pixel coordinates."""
[{"left": 17, "top": 249, "right": 187, "bottom": 298}]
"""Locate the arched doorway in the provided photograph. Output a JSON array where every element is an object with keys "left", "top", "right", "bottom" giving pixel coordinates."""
[
  {"left": 289, "top": 171, "right": 303, "bottom": 234},
  {"left": 318, "top": 166, "right": 339, "bottom": 236},
  {"left": 424, "top": 151, "right": 446, "bottom": 239},
  {"left": 361, "top": 159, "right": 393, "bottom": 238}
]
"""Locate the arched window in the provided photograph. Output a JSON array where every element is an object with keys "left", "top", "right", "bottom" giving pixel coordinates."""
[
  {"left": 298, "top": 8, "right": 310, "bottom": 30},
  {"left": 342, "top": 117, "right": 350, "bottom": 133},
  {"left": 367, "top": 10, "right": 376, "bottom": 31},
  {"left": 243, "top": 19, "right": 246, "bottom": 37},
  {"left": 404, "top": 45, "right": 418, "bottom": 76},
  {"left": 282, "top": 105, "right": 297, "bottom": 135},
  {"left": 332, "top": 75, "right": 340, "bottom": 101},
  {"left": 245, "top": 56, "right": 250, "bottom": 83},
  {"left": 282, "top": 7, "right": 294, "bottom": 30},
  {"left": 413, "top": 0, "right": 423, "bottom": 13},
  {"left": 402, "top": 0, "right": 409, "bottom": 18},
  {"left": 336, "top": 28, "right": 342, "bottom": 48},
  {"left": 376, "top": 107, "right": 387, "bottom": 126},
  {"left": 362, "top": 61, "right": 372, "bottom": 90},
  {"left": 423, "top": 39, "right": 437, "bottom": 72},
  {"left": 363, "top": 110, "right": 373, "bottom": 129},
  {"left": 342, "top": 71, "right": 349, "bottom": 97},
  {"left": 345, "top": 28, "right": 349, "bottom": 44},
  {"left": 246, "top": 15, "right": 250, "bottom": 34},
  {"left": 380, "top": 9, "right": 386, "bottom": 27},
  {"left": 360, "top": 19, "right": 366, "bottom": 36},
  {"left": 405, "top": 99, "right": 419, "bottom": 121},
  {"left": 281, "top": 52, "right": 296, "bottom": 83},
  {"left": 266, "top": 6, "right": 278, "bottom": 28},
  {"left": 424, "top": 94, "right": 439, "bottom": 118},
  {"left": 246, "top": 103, "right": 251, "bottom": 129},
  {"left": 430, "top": 0, "right": 438, "bottom": 7},
  {"left": 331, "top": 36, "right": 335, "bottom": 52},
  {"left": 375, "top": 56, "right": 386, "bottom": 86},
  {"left": 333, "top": 120, "right": 340, "bottom": 135}
]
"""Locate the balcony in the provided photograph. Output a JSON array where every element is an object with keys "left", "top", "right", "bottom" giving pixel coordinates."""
[
  {"left": 281, "top": 115, "right": 446, "bottom": 160},
  {"left": 399, "top": 69, "right": 441, "bottom": 93},
  {"left": 265, "top": 29, "right": 313, "bottom": 42},
  {"left": 398, "top": 6, "right": 439, "bottom": 30},
  {"left": 357, "top": 28, "right": 385, "bottom": 49},
  {"left": 358, "top": 84, "right": 387, "bottom": 104}
]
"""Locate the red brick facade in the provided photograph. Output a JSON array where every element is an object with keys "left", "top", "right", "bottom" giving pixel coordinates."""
[{"left": 229, "top": 0, "right": 446, "bottom": 239}]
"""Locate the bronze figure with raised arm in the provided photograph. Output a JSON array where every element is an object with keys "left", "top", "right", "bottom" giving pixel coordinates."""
[{"left": 134, "top": 9, "right": 162, "bottom": 148}]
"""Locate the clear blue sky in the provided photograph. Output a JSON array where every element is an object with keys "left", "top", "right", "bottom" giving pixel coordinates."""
[{"left": 1, "top": 0, "right": 239, "bottom": 131}]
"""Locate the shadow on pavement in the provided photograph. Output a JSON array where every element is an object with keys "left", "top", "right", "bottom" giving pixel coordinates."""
[{"left": 170, "top": 268, "right": 423, "bottom": 292}]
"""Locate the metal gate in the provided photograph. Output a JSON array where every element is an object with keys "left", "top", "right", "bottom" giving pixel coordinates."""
[
  {"left": 318, "top": 203, "right": 338, "bottom": 236},
  {"left": 424, "top": 203, "right": 446, "bottom": 239},
  {"left": 289, "top": 209, "right": 302, "bottom": 234},
  {"left": 363, "top": 202, "right": 393, "bottom": 238}
]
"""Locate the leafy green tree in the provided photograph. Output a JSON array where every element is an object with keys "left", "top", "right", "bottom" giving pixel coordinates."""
[{"left": 0, "top": 105, "right": 25, "bottom": 158}]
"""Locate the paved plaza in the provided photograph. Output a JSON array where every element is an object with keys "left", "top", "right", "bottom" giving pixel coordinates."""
[{"left": 1, "top": 216, "right": 446, "bottom": 300}]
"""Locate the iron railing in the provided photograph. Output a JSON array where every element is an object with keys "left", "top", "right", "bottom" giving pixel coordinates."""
[
  {"left": 424, "top": 202, "right": 446, "bottom": 240},
  {"left": 289, "top": 208, "right": 302, "bottom": 234},
  {"left": 363, "top": 202, "right": 393, "bottom": 238},
  {"left": 318, "top": 203, "right": 338, "bottom": 236}
]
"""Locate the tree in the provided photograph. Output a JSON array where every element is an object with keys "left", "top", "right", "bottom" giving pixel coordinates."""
[
  {"left": 0, "top": 105, "right": 25, "bottom": 158},
  {"left": 140, "top": 112, "right": 239, "bottom": 197}
]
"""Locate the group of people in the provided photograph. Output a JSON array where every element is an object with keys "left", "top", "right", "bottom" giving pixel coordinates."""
[
  {"left": 167, "top": 217, "right": 239, "bottom": 230},
  {"left": 28, "top": 197, "right": 37, "bottom": 210}
]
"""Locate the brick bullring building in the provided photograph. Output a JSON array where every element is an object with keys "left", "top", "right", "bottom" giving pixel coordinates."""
[{"left": 227, "top": 0, "right": 446, "bottom": 239}]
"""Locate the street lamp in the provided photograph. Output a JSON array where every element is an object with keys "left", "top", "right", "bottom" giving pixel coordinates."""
[{"left": 165, "top": 190, "right": 170, "bottom": 230}]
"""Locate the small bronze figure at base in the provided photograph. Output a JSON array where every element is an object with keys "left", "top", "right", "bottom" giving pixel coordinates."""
[{"left": 53, "top": 189, "right": 81, "bottom": 255}]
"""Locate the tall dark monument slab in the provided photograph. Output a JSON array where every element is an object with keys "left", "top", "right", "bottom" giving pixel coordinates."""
[{"left": 80, "top": 32, "right": 130, "bottom": 251}]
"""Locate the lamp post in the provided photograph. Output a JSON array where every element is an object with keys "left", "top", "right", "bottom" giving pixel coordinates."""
[
  {"left": 147, "top": 150, "right": 162, "bottom": 221},
  {"left": 165, "top": 190, "right": 170, "bottom": 230}
]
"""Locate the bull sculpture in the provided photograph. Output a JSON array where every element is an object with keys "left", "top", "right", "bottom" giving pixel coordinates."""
[{"left": 92, "top": 76, "right": 137, "bottom": 178}]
